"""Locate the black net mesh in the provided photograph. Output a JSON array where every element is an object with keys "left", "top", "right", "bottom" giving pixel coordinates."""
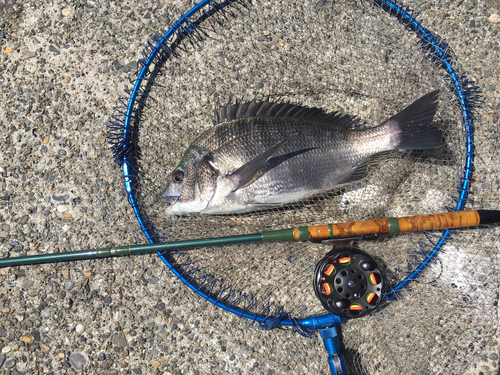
[{"left": 122, "top": 0, "right": 499, "bottom": 373}]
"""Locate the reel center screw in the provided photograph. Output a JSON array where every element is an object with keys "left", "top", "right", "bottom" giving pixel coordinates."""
[{"left": 335, "top": 301, "right": 345, "bottom": 309}]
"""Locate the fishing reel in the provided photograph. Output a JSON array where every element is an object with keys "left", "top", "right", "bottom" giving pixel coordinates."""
[{"left": 314, "top": 247, "right": 385, "bottom": 318}]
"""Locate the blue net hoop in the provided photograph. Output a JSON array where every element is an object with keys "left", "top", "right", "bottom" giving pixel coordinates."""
[{"left": 107, "top": 0, "right": 479, "bottom": 333}]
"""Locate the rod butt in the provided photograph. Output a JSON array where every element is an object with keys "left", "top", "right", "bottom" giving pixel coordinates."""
[{"left": 477, "top": 210, "right": 500, "bottom": 225}]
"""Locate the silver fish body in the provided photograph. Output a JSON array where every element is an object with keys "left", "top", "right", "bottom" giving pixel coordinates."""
[{"left": 160, "top": 91, "right": 442, "bottom": 214}]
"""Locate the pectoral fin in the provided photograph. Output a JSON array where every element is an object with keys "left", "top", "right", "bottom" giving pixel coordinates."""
[{"left": 229, "top": 138, "right": 289, "bottom": 192}]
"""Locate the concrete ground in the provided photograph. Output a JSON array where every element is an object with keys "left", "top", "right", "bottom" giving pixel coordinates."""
[{"left": 0, "top": 0, "right": 499, "bottom": 374}]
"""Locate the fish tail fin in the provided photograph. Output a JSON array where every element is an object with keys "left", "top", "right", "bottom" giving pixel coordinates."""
[{"left": 387, "top": 90, "right": 444, "bottom": 150}]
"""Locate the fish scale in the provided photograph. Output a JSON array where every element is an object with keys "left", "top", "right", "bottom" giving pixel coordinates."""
[
  {"left": 205, "top": 118, "right": 364, "bottom": 184},
  {"left": 160, "top": 91, "right": 443, "bottom": 214}
]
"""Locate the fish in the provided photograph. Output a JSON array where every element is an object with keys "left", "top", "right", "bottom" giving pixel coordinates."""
[{"left": 160, "top": 91, "right": 443, "bottom": 214}]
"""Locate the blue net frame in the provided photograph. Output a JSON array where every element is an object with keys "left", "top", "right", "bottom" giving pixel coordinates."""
[{"left": 107, "top": 0, "right": 479, "bottom": 335}]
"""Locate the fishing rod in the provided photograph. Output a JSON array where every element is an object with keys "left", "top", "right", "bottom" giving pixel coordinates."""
[{"left": 0, "top": 210, "right": 498, "bottom": 268}]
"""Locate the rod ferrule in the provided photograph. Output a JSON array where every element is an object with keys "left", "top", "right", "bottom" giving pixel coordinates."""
[
  {"left": 293, "top": 226, "right": 309, "bottom": 240},
  {"left": 261, "top": 229, "right": 294, "bottom": 241}
]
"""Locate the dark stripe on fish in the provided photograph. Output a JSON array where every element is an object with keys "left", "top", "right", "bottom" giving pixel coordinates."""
[{"left": 267, "top": 147, "right": 320, "bottom": 171}]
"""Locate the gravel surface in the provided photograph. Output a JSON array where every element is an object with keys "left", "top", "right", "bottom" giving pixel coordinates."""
[{"left": 0, "top": 0, "right": 499, "bottom": 374}]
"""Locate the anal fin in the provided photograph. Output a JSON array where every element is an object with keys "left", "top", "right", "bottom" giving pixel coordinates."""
[{"left": 343, "top": 159, "right": 369, "bottom": 184}]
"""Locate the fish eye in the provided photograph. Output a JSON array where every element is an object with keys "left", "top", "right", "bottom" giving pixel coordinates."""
[{"left": 172, "top": 170, "right": 184, "bottom": 183}]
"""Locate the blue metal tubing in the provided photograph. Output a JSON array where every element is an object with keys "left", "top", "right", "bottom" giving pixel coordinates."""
[
  {"left": 119, "top": 0, "right": 343, "bottom": 330},
  {"left": 320, "top": 327, "right": 348, "bottom": 375},
  {"left": 122, "top": 0, "right": 219, "bottom": 239},
  {"left": 377, "top": 0, "right": 475, "bottom": 300},
  {"left": 118, "top": 0, "right": 346, "bottom": 331},
  {"left": 119, "top": 0, "right": 475, "bottom": 330}
]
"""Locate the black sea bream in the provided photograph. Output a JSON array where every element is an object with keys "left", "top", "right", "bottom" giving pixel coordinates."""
[{"left": 160, "top": 91, "right": 443, "bottom": 214}]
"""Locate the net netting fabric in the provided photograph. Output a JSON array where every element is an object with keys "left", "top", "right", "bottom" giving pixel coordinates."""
[{"left": 111, "top": 0, "right": 499, "bottom": 373}]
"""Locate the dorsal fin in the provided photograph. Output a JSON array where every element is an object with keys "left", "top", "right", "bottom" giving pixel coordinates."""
[{"left": 214, "top": 100, "right": 357, "bottom": 129}]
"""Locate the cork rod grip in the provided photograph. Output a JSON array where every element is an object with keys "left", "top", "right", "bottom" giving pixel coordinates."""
[
  {"left": 397, "top": 210, "right": 480, "bottom": 232},
  {"left": 306, "top": 219, "right": 391, "bottom": 239},
  {"left": 306, "top": 210, "right": 482, "bottom": 239}
]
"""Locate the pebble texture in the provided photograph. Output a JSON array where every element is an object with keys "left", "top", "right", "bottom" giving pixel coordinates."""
[{"left": 0, "top": 0, "right": 499, "bottom": 374}]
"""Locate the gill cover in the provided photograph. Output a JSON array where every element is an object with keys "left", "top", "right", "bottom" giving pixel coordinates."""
[{"left": 160, "top": 148, "right": 219, "bottom": 214}]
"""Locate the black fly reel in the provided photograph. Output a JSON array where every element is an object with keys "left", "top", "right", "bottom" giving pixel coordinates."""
[{"left": 314, "top": 248, "right": 385, "bottom": 318}]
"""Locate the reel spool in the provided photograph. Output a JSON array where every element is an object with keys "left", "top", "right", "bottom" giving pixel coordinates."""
[{"left": 314, "top": 248, "right": 385, "bottom": 318}]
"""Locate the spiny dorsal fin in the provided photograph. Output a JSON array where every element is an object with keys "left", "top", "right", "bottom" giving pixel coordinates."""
[{"left": 214, "top": 100, "right": 357, "bottom": 129}]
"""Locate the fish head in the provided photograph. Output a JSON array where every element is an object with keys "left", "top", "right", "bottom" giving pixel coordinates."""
[
  {"left": 159, "top": 166, "right": 189, "bottom": 206},
  {"left": 159, "top": 147, "right": 218, "bottom": 214}
]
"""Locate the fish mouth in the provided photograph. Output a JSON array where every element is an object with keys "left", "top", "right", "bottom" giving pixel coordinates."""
[{"left": 158, "top": 195, "right": 179, "bottom": 205}]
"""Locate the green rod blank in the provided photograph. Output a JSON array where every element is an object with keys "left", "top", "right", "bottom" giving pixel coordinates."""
[
  {"left": 0, "top": 233, "right": 264, "bottom": 268},
  {"left": 1, "top": 210, "right": 498, "bottom": 269}
]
